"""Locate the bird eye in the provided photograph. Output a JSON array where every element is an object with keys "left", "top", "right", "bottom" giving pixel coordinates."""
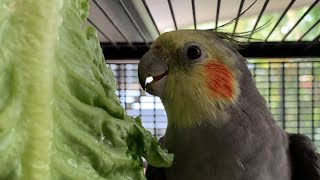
[
  {"left": 183, "top": 43, "right": 205, "bottom": 61},
  {"left": 187, "top": 46, "right": 202, "bottom": 60}
]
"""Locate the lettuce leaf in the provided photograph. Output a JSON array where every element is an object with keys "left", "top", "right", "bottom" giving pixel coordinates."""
[{"left": 0, "top": 0, "right": 173, "bottom": 179}]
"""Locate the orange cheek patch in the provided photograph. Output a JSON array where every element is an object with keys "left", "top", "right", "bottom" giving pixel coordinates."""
[{"left": 204, "top": 61, "right": 235, "bottom": 99}]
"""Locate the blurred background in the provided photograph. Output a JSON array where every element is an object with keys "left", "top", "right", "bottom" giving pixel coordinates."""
[{"left": 87, "top": 0, "right": 320, "bottom": 148}]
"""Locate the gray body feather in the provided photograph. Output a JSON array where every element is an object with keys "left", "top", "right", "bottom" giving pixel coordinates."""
[
  {"left": 146, "top": 56, "right": 320, "bottom": 180},
  {"left": 147, "top": 133, "right": 320, "bottom": 180},
  {"left": 289, "top": 134, "right": 320, "bottom": 180}
]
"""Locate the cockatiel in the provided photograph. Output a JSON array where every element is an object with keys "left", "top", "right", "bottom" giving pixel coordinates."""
[{"left": 138, "top": 30, "right": 320, "bottom": 180}]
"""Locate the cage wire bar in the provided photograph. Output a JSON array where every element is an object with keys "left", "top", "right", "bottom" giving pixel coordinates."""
[
  {"left": 87, "top": 18, "right": 114, "bottom": 46},
  {"left": 119, "top": 0, "right": 149, "bottom": 45},
  {"left": 215, "top": 0, "right": 221, "bottom": 29},
  {"left": 88, "top": 0, "right": 320, "bottom": 148},
  {"left": 299, "top": 19, "right": 320, "bottom": 41},
  {"left": 313, "top": 33, "right": 320, "bottom": 42},
  {"left": 141, "top": 0, "right": 161, "bottom": 36},
  {"left": 264, "top": 0, "right": 296, "bottom": 42},
  {"left": 248, "top": 0, "right": 269, "bottom": 41},
  {"left": 191, "top": 0, "right": 197, "bottom": 29},
  {"left": 232, "top": 0, "right": 245, "bottom": 37},
  {"left": 168, "top": 0, "right": 178, "bottom": 30},
  {"left": 282, "top": 0, "right": 320, "bottom": 41},
  {"left": 92, "top": 0, "right": 131, "bottom": 44}
]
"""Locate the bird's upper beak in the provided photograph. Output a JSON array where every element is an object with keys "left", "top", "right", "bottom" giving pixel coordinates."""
[{"left": 138, "top": 51, "right": 168, "bottom": 97}]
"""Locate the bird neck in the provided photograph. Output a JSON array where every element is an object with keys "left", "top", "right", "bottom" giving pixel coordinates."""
[{"left": 161, "top": 75, "right": 233, "bottom": 128}]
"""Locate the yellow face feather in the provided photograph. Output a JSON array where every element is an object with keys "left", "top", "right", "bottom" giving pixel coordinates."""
[{"left": 149, "top": 30, "right": 244, "bottom": 128}]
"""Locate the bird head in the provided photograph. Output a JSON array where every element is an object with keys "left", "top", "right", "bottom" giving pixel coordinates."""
[{"left": 138, "top": 30, "right": 251, "bottom": 128}]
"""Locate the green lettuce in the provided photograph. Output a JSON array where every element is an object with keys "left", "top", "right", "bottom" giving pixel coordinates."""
[{"left": 0, "top": 0, "right": 173, "bottom": 179}]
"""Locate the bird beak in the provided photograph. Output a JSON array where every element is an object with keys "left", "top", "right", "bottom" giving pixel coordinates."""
[{"left": 138, "top": 51, "right": 168, "bottom": 97}]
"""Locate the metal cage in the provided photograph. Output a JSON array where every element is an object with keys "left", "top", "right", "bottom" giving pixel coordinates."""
[
  {"left": 88, "top": 0, "right": 320, "bottom": 59},
  {"left": 88, "top": 0, "right": 320, "bottom": 148},
  {"left": 109, "top": 59, "right": 320, "bottom": 148}
]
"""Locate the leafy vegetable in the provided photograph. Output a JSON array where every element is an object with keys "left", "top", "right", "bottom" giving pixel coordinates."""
[{"left": 0, "top": 0, "right": 173, "bottom": 179}]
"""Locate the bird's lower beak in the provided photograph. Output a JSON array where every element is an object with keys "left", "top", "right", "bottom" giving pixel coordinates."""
[{"left": 138, "top": 51, "right": 168, "bottom": 97}]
